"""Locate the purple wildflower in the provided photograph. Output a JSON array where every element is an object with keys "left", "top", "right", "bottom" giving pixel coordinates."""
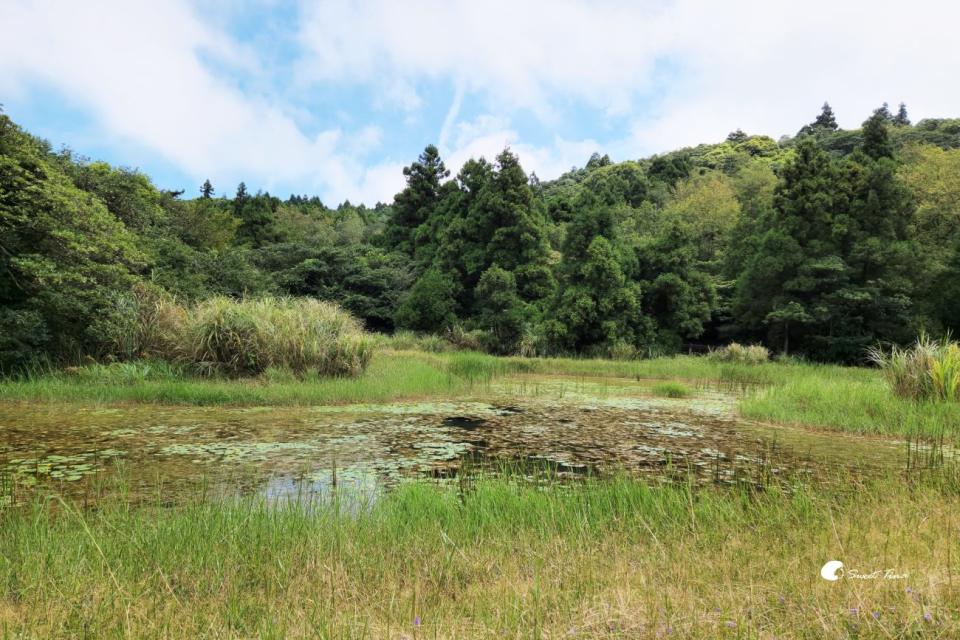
[
  {"left": 414, "top": 615, "right": 421, "bottom": 627},
  {"left": 872, "top": 611, "right": 880, "bottom": 620},
  {"left": 924, "top": 612, "right": 933, "bottom": 623},
  {"left": 726, "top": 621, "right": 735, "bottom": 628}
]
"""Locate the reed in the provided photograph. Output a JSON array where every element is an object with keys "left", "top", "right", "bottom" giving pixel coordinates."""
[{"left": 867, "top": 333, "right": 960, "bottom": 402}]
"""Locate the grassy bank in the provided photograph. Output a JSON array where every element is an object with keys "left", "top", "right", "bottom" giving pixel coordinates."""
[
  {"left": 0, "top": 472, "right": 956, "bottom": 638},
  {"left": 1, "top": 350, "right": 958, "bottom": 440},
  {"left": 0, "top": 352, "right": 462, "bottom": 406}
]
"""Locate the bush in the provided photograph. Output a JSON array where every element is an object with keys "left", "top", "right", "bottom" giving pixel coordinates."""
[
  {"left": 177, "top": 297, "right": 372, "bottom": 377},
  {"left": 707, "top": 342, "right": 770, "bottom": 365},
  {"left": 867, "top": 334, "right": 960, "bottom": 402}
]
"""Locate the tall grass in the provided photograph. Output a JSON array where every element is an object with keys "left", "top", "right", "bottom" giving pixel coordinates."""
[
  {"left": 0, "top": 471, "right": 957, "bottom": 637},
  {"left": 868, "top": 334, "right": 960, "bottom": 402},
  {"left": 100, "top": 290, "right": 373, "bottom": 378},
  {"left": 706, "top": 342, "right": 770, "bottom": 365},
  {"left": 178, "top": 297, "right": 372, "bottom": 377},
  {"left": 0, "top": 353, "right": 459, "bottom": 406}
]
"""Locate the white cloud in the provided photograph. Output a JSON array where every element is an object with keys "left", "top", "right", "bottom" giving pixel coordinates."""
[
  {"left": 0, "top": 0, "right": 400, "bottom": 204},
  {"left": 443, "top": 114, "right": 598, "bottom": 181},
  {"left": 3, "top": 0, "right": 959, "bottom": 205},
  {"left": 296, "top": 0, "right": 960, "bottom": 159}
]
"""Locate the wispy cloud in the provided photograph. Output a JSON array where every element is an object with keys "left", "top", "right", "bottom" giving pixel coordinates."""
[{"left": 2, "top": 0, "right": 959, "bottom": 204}]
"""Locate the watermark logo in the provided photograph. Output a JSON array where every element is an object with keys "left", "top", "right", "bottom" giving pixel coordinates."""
[
  {"left": 821, "top": 560, "right": 844, "bottom": 581},
  {"left": 820, "top": 560, "right": 908, "bottom": 581}
]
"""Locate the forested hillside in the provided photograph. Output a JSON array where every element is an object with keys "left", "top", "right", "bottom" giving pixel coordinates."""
[{"left": 3, "top": 102, "right": 960, "bottom": 368}]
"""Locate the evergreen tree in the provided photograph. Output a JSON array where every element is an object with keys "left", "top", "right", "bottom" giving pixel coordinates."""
[
  {"left": 862, "top": 110, "right": 895, "bottom": 160},
  {"left": 875, "top": 102, "right": 894, "bottom": 123},
  {"left": 893, "top": 102, "right": 910, "bottom": 126},
  {"left": 437, "top": 149, "right": 555, "bottom": 311},
  {"left": 547, "top": 195, "right": 646, "bottom": 353},
  {"left": 483, "top": 149, "right": 555, "bottom": 301},
  {"left": 798, "top": 102, "right": 839, "bottom": 136},
  {"left": 235, "top": 190, "right": 279, "bottom": 247},
  {"left": 813, "top": 102, "right": 839, "bottom": 130},
  {"left": 384, "top": 145, "right": 449, "bottom": 259},
  {"left": 234, "top": 182, "right": 248, "bottom": 214},
  {"left": 394, "top": 268, "right": 458, "bottom": 332},
  {"left": 734, "top": 130, "right": 916, "bottom": 360},
  {"left": 733, "top": 137, "right": 845, "bottom": 356},
  {"left": 200, "top": 179, "right": 214, "bottom": 198},
  {"left": 474, "top": 265, "right": 526, "bottom": 354}
]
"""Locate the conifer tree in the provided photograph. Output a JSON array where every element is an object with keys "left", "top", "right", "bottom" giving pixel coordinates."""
[
  {"left": 384, "top": 145, "right": 448, "bottom": 258},
  {"left": 813, "top": 102, "right": 838, "bottom": 130},
  {"left": 893, "top": 102, "right": 910, "bottom": 126}
]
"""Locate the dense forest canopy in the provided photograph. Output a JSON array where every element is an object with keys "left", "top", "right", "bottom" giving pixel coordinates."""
[{"left": 3, "top": 102, "right": 960, "bottom": 369}]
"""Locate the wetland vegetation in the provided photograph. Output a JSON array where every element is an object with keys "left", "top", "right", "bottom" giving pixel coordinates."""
[
  {"left": 1, "top": 347, "right": 959, "bottom": 636},
  {"left": 4, "top": 95, "right": 960, "bottom": 637}
]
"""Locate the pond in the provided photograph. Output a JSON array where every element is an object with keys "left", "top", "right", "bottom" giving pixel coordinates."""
[{"left": 0, "top": 375, "right": 909, "bottom": 505}]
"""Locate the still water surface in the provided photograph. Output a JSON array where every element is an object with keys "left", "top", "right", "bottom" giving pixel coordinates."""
[{"left": 0, "top": 375, "right": 907, "bottom": 503}]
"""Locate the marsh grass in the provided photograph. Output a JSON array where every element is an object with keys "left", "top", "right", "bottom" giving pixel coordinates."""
[
  {"left": 179, "top": 297, "right": 372, "bottom": 377},
  {"left": 0, "top": 470, "right": 957, "bottom": 638},
  {"left": 0, "top": 353, "right": 459, "bottom": 406},
  {"left": 706, "top": 342, "right": 771, "bottom": 365},
  {"left": 2, "top": 349, "right": 958, "bottom": 441},
  {"left": 651, "top": 381, "right": 691, "bottom": 398},
  {"left": 868, "top": 334, "right": 960, "bottom": 402}
]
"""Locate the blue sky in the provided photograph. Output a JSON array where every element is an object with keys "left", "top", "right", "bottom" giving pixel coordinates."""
[{"left": 2, "top": 0, "right": 959, "bottom": 205}]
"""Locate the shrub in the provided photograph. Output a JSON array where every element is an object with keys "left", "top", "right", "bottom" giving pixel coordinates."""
[
  {"left": 96, "top": 284, "right": 185, "bottom": 362},
  {"left": 867, "top": 334, "right": 960, "bottom": 402},
  {"left": 179, "top": 297, "right": 372, "bottom": 377},
  {"left": 707, "top": 342, "right": 770, "bottom": 365},
  {"left": 444, "top": 324, "right": 484, "bottom": 352}
]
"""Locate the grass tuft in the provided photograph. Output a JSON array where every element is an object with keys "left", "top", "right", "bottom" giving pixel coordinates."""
[
  {"left": 868, "top": 333, "right": 960, "bottom": 402},
  {"left": 651, "top": 381, "right": 691, "bottom": 398}
]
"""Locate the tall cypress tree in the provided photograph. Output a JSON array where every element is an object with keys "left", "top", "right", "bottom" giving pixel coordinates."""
[
  {"left": 447, "top": 149, "right": 555, "bottom": 306},
  {"left": 893, "top": 102, "right": 910, "bottom": 126},
  {"left": 733, "top": 137, "right": 844, "bottom": 355},
  {"left": 832, "top": 118, "right": 916, "bottom": 357},
  {"left": 862, "top": 109, "right": 895, "bottom": 161},
  {"left": 384, "top": 145, "right": 448, "bottom": 259},
  {"left": 547, "top": 192, "right": 647, "bottom": 353}
]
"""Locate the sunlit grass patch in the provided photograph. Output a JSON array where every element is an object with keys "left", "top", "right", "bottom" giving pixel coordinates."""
[
  {"left": 651, "top": 381, "right": 691, "bottom": 398},
  {"left": 0, "top": 470, "right": 957, "bottom": 637}
]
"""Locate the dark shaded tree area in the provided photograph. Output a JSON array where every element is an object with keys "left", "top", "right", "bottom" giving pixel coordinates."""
[{"left": 3, "top": 103, "right": 960, "bottom": 368}]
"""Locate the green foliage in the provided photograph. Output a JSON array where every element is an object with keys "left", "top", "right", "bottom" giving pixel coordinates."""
[
  {"left": 474, "top": 265, "right": 526, "bottom": 355},
  {"left": 0, "top": 113, "right": 144, "bottom": 369},
  {"left": 259, "top": 242, "right": 413, "bottom": 331},
  {"left": 395, "top": 268, "right": 458, "bottom": 332},
  {"left": 384, "top": 144, "right": 448, "bottom": 259},
  {"left": 733, "top": 131, "right": 917, "bottom": 361},
  {"left": 5, "top": 103, "right": 960, "bottom": 366}
]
